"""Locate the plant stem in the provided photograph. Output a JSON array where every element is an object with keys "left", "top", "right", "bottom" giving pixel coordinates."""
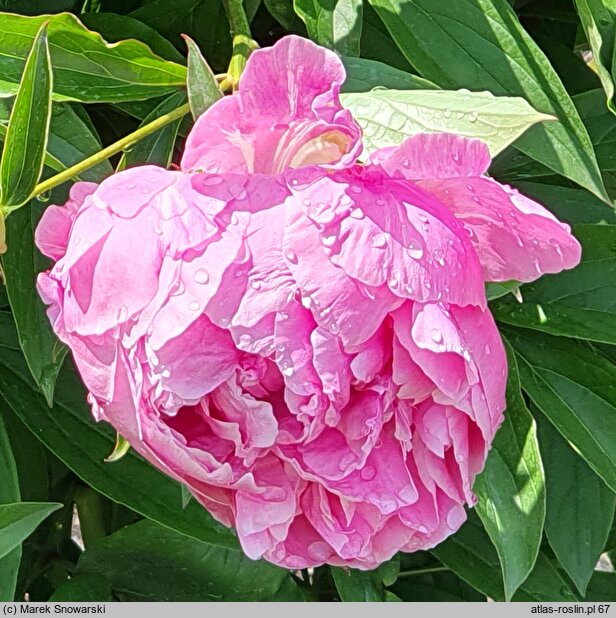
[
  {"left": 397, "top": 565, "right": 451, "bottom": 578},
  {"left": 30, "top": 102, "right": 191, "bottom": 198},
  {"left": 222, "top": 0, "right": 258, "bottom": 90}
]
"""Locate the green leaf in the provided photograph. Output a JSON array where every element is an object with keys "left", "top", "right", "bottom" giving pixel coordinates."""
[
  {"left": 491, "top": 225, "right": 616, "bottom": 345},
  {"left": 118, "top": 91, "right": 186, "bottom": 169},
  {"left": 294, "top": 0, "right": 364, "bottom": 55},
  {"left": 0, "top": 314, "right": 239, "bottom": 551},
  {"left": 431, "top": 513, "right": 577, "bottom": 601},
  {"left": 339, "top": 89, "right": 553, "bottom": 157},
  {"left": 503, "top": 183, "right": 616, "bottom": 226},
  {"left": 130, "top": 0, "right": 231, "bottom": 73},
  {"left": 507, "top": 327, "right": 616, "bottom": 494},
  {"left": 486, "top": 280, "right": 521, "bottom": 301},
  {"left": 367, "top": 0, "right": 608, "bottom": 201},
  {"left": 51, "top": 519, "right": 302, "bottom": 601},
  {"left": 0, "top": 23, "right": 52, "bottom": 209},
  {"left": 1, "top": 199, "right": 68, "bottom": 405},
  {"left": 79, "top": 12, "right": 185, "bottom": 63},
  {"left": 332, "top": 556, "right": 400, "bottom": 601},
  {"left": 0, "top": 101, "right": 112, "bottom": 183},
  {"left": 574, "top": 89, "right": 616, "bottom": 199},
  {"left": 584, "top": 572, "right": 616, "bottom": 601},
  {"left": 184, "top": 35, "right": 223, "bottom": 120},
  {"left": 574, "top": 0, "right": 616, "bottom": 115},
  {"left": 0, "top": 13, "right": 186, "bottom": 103},
  {"left": 0, "top": 502, "right": 61, "bottom": 561},
  {"left": 360, "top": 1, "right": 411, "bottom": 71},
  {"left": 0, "top": 415, "right": 21, "bottom": 601},
  {"left": 474, "top": 340, "right": 545, "bottom": 600},
  {"left": 537, "top": 414, "right": 616, "bottom": 596},
  {"left": 341, "top": 57, "right": 437, "bottom": 93},
  {"left": 391, "top": 569, "right": 486, "bottom": 601}
]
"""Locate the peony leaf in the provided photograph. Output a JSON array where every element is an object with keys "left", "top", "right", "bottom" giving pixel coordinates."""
[
  {"left": 340, "top": 89, "right": 554, "bottom": 157},
  {"left": 341, "top": 57, "right": 437, "bottom": 93},
  {"left": 0, "top": 22, "right": 52, "bottom": 209},
  {"left": 50, "top": 520, "right": 302, "bottom": 601},
  {"left": 366, "top": 0, "right": 609, "bottom": 202},
  {"left": 0, "top": 13, "right": 186, "bottom": 103},
  {"left": 574, "top": 0, "right": 616, "bottom": 116},
  {"left": 474, "top": 340, "right": 545, "bottom": 601},
  {"left": 117, "top": 91, "right": 186, "bottom": 170},
  {"left": 294, "top": 0, "right": 364, "bottom": 56},
  {"left": 537, "top": 414, "right": 616, "bottom": 596},
  {"left": 0, "top": 415, "right": 21, "bottom": 602},
  {"left": 0, "top": 502, "right": 61, "bottom": 562},
  {"left": 491, "top": 225, "right": 616, "bottom": 345},
  {"left": 507, "top": 327, "right": 616, "bottom": 494},
  {"left": 184, "top": 35, "right": 223, "bottom": 120},
  {"left": 432, "top": 513, "right": 577, "bottom": 601}
]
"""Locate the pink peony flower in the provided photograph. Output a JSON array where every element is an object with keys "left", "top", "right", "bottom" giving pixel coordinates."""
[{"left": 36, "top": 36, "right": 581, "bottom": 570}]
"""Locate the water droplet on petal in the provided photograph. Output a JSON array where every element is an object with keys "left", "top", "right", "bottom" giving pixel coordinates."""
[
  {"left": 371, "top": 233, "right": 387, "bottom": 248},
  {"left": 126, "top": 183, "right": 136, "bottom": 190},
  {"left": 251, "top": 280, "right": 262, "bottom": 290},
  {"left": 301, "top": 295, "right": 312, "bottom": 309},
  {"left": 469, "top": 111, "right": 478, "bottom": 123},
  {"left": 161, "top": 368, "right": 171, "bottom": 378},
  {"left": 189, "top": 300, "right": 200, "bottom": 311},
  {"left": 406, "top": 241, "right": 424, "bottom": 260},
  {"left": 375, "top": 199, "right": 386, "bottom": 207},
  {"left": 282, "top": 366, "right": 294, "bottom": 377},
  {"left": 194, "top": 269, "right": 209, "bottom": 284},
  {"left": 350, "top": 208, "right": 364, "bottom": 219},
  {"left": 322, "top": 234, "right": 337, "bottom": 247},
  {"left": 483, "top": 343, "right": 491, "bottom": 355},
  {"left": 284, "top": 248, "right": 298, "bottom": 264},
  {"left": 301, "top": 198, "right": 311, "bottom": 207},
  {"left": 430, "top": 328, "right": 443, "bottom": 344},
  {"left": 307, "top": 541, "right": 332, "bottom": 561},
  {"left": 360, "top": 465, "right": 377, "bottom": 481}
]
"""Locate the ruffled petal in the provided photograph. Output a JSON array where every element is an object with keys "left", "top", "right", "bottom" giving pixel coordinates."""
[
  {"left": 182, "top": 36, "right": 361, "bottom": 174},
  {"left": 374, "top": 133, "right": 581, "bottom": 282}
]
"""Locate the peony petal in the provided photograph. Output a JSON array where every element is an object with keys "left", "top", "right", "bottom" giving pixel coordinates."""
[
  {"left": 375, "top": 133, "right": 581, "bottom": 282},
  {"left": 182, "top": 36, "right": 361, "bottom": 175}
]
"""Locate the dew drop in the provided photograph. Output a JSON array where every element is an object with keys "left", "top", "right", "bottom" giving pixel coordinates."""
[
  {"left": 251, "top": 280, "right": 262, "bottom": 290},
  {"left": 360, "top": 465, "right": 377, "bottom": 481},
  {"left": 469, "top": 111, "right": 478, "bottom": 123},
  {"left": 188, "top": 300, "right": 200, "bottom": 311},
  {"left": 483, "top": 343, "right": 491, "bottom": 355},
  {"left": 443, "top": 109, "right": 453, "bottom": 119},
  {"left": 371, "top": 233, "right": 387, "bottom": 248},
  {"left": 126, "top": 183, "right": 136, "bottom": 190},
  {"left": 284, "top": 248, "right": 298, "bottom": 264},
  {"left": 322, "top": 234, "right": 337, "bottom": 247},
  {"left": 301, "top": 295, "right": 312, "bottom": 309},
  {"left": 388, "top": 277, "right": 399, "bottom": 288},
  {"left": 375, "top": 199, "right": 386, "bottom": 207},
  {"left": 349, "top": 207, "right": 364, "bottom": 219},
  {"left": 430, "top": 328, "right": 443, "bottom": 344},
  {"left": 161, "top": 368, "right": 171, "bottom": 378},
  {"left": 282, "top": 366, "right": 294, "bottom": 377},
  {"left": 406, "top": 241, "right": 424, "bottom": 260},
  {"left": 194, "top": 269, "right": 209, "bottom": 284},
  {"left": 307, "top": 541, "right": 332, "bottom": 561},
  {"left": 301, "top": 198, "right": 311, "bottom": 207},
  {"left": 36, "top": 191, "right": 50, "bottom": 203}
]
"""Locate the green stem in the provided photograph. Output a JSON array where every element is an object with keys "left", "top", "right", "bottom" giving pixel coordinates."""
[
  {"left": 222, "top": 0, "right": 258, "bottom": 90},
  {"left": 31, "top": 102, "right": 191, "bottom": 198},
  {"left": 397, "top": 565, "right": 451, "bottom": 578}
]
